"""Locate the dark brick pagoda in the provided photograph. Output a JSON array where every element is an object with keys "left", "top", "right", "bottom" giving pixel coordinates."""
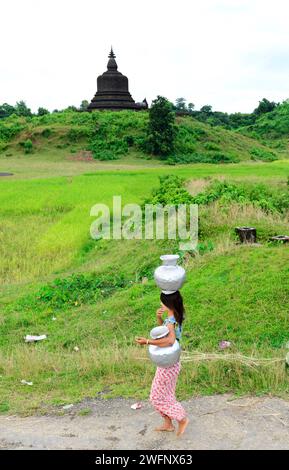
[{"left": 88, "top": 48, "right": 147, "bottom": 111}]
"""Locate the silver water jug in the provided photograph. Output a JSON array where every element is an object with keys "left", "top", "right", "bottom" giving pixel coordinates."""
[
  {"left": 148, "top": 325, "right": 181, "bottom": 368},
  {"left": 154, "top": 254, "right": 186, "bottom": 294}
]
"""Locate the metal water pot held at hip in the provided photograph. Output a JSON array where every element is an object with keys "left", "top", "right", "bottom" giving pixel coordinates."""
[
  {"left": 154, "top": 254, "right": 186, "bottom": 294},
  {"left": 148, "top": 326, "right": 181, "bottom": 368}
]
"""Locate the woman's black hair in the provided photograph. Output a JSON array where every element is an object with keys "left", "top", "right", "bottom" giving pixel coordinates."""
[{"left": 160, "top": 290, "right": 185, "bottom": 326}]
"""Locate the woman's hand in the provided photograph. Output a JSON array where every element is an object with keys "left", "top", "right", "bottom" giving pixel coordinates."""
[
  {"left": 135, "top": 337, "right": 148, "bottom": 346},
  {"left": 156, "top": 306, "right": 166, "bottom": 325},
  {"left": 156, "top": 306, "right": 166, "bottom": 318},
  {"left": 157, "top": 306, "right": 166, "bottom": 315}
]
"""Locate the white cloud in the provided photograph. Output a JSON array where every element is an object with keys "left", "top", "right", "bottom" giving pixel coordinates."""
[{"left": 0, "top": 0, "right": 288, "bottom": 113}]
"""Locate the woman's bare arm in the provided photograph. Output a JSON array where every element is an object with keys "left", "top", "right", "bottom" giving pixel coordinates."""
[
  {"left": 157, "top": 316, "right": 163, "bottom": 326},
  {"left": 149, "top": 323, "right": 176, "bottom": 347}
]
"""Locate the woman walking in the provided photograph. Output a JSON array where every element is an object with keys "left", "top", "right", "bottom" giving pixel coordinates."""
[{"left": 136, "top": 290, "right": 189, "bottom": 436}]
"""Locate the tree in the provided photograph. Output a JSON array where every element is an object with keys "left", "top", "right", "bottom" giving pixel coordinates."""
[
  {"left": 145, "top": 96, "right": 177, "bottom": 157},
  {"left": 175, "top": 97, "right": 187, "bottom": 111},
  {"left": 15, "top": 101, "right": 32, "bottom": 117},
  {"left": 187, "top": 103, "right": 195, "bottom": 113},
  {"left": 65, "top": 105, "right": 78, "bottom": 112},
  {"left": 37, "top": 107, "right": 49, "bottom": 116},
  {"left": 0, "top": 103, "right": 16, "bottom": 119},
  {"left": 253, "top": 98, "right": 278, "bottom": 116},
  {"left": 200, "top": 105, "right": 213, "bottom": 113},
  {"left": 24, "top": 139, "right": 33, "bottom": 154},
  {"left": 80, "top": 100, "right": 89, "bottom": 111}
]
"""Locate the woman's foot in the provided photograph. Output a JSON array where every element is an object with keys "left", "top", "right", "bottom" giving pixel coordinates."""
[
  {"left": 176, "top": 417, "right": 189, "bottom": 436},
  {"left": 154, "top": 418, "right": 175, "bottom": 432},
  {"left": 154, "top": 424, "right": 175, "bottom": 432}
]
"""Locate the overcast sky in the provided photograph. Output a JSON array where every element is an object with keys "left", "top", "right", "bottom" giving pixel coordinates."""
[{"left": 1, "top": 0, "right": 288, "bottom": 113}]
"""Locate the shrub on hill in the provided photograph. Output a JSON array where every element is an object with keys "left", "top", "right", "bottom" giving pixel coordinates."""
[
  {"left": 166, "top": 152, "right": 239, "bottom": 165},
  {"left": 243, "top": 101, "right": 289, "bottom": 139},
  {"left": 66, "top": 127, "right": 93, "bottom": 142},
  {"left": 88, "top": 111, "right": 146, "bottom": 159},
  {"left": 146, "top": 175, "right": 289, "bottom": 214},
  {"left": 36, "top": 272, "right": 129, "bottom": 309},
  {"left": 0, "top": 118, "right": 25, "bottom": 141},
  {"left": 23, "top": 139, "right": 33, "bottom": 154},
  {"left": 250, "top": 147, "right": 277, "bottom": 162},
  {"left": 193, "top": 181, "right": 289, "bottom": 213},
  {"left": 144, "top": 175, "right": 193, "bottom": 206}
]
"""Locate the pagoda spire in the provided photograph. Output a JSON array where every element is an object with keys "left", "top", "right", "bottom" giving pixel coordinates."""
[
  {"left": 107, "top": 46, "right": 117, "bottom": 71},
  {"left": 109, "top": 46, "right": 116, "bottom": 59}
]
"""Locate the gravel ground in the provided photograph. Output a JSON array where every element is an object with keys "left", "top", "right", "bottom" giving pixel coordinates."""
[{"left": 1, "top": 395, "right": 289, "bottom": 450}]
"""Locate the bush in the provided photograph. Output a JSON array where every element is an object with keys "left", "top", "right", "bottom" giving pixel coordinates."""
[
  {"left": 36, "top": 272, "right": 129, "bottom": 309},
  {"left": 67, "top": 127, "right": 92, "bottom": 142},
  {"left": 145, "top": 176, "right": 289, "bottom": 214},
  {"left": 144, "top": 175, "right": 194, "bottom": 206},
  {"left": 0, "top": 141, "right": 8, "bottom": 153},
  {"left": 0, "top": 120, "right": 25, "bottom": 141},
  {"left": 209, "top": 152, "right": 240, "bottom": 163},
  {"left": 93, "top": 150, "right": 120, "bottom": 161},
  {"left": 174, "top": 126, "right": 196, "bottom": 155},
  {"left": 124, "top": 135, "right": 135, "bottom": 146},
  {"left": 23, "top": 139, "right": 33, "bottom": 154},
  {"left": 85, "top": 111, "right": 147, "bottom": 159},
  {"left": 244, "top": 101, "right": 289, "bottom": 138},
  {"left": 250, "top": 147, "right": 278, "bottom": 162},
  {"left": 89, "top": 136, "right": 128, "bottom": 160},
  {"left": 204, "top": 142, "right": 221, "bottom": 151},
  {"left": 41, "top": 128, "right": 52, "bottom": 138},
  {"left": 165, "top": 152, "right": 239, "bottom": 165},
  {"left": 193, "top": 180, "right": 289, "bottom": 213}
]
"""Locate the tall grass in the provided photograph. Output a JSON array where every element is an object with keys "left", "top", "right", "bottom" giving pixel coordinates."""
[
  {"left": 0, "top": 345, "right": 287, "bottom": 415},
  {"left": 200, "top": 201, "right": 289, "bottom": 242}
]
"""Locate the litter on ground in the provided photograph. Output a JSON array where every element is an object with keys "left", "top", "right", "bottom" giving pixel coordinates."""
[
  {"left": 21, "top": 380, "right": 33, "bottom": 386},
  {"left": 131, "top": 402, "right": 142, "bottom": 410},
  {"left": 62, "top": 404, "right": 74, "bottom": 410},
  {"left": 219, "top": 341, "right": 231, "bottom": 350},
  {"left": 24, "top": 335, "right": 47, "bottom": 343}
]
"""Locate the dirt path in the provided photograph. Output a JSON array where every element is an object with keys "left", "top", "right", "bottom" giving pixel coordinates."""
[{"left": 1, "top": 395, "right": 289, "bottom": 450}]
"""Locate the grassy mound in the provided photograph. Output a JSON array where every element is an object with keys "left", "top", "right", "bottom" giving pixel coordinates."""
[
  {"left": 244, "top": 101, "right": 289, "bottom": 139},
  {"left": 0, "top": 110, "right": 284, "bottom": 164},
  {"left": 239, "top": 101, "right": 289, "bottom": 158}
]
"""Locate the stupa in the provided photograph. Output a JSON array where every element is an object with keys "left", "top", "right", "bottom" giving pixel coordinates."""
[{"left": 88, "top": 48, "right": 148, "bottom": 111}]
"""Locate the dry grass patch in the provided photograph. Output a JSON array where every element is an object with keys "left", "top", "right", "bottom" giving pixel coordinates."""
[{"left": 186, "top": 178, "right": 212, "bottom": 196}]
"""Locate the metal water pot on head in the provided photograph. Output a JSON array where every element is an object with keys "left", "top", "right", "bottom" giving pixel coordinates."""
[{"left": 154, "top": 254, "right": 186, "bottom": 294}]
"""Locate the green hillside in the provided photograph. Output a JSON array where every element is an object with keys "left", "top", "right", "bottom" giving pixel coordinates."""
[
  {"left": 242, "top": 101, "right": 289, "bottom": 139},
  {"left": 0, "top": 109, "right": 286, "bottom": 165},
  {"left": 239, "top": 101, "right": 289, "bottom": 158}
]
